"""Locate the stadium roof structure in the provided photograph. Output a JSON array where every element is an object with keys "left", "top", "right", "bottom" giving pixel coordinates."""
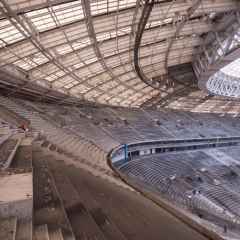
[{"left": 0, "top": 0, "right": 239, "bottom": 107}]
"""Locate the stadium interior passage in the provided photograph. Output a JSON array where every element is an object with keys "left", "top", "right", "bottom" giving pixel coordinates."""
[{"left": 0, "top": 1, "right": 240, "bottom": 240}]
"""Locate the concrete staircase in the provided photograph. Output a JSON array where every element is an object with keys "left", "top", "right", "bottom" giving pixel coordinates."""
[
  {"left": 39, "top": 141, "right": 133, "bottom": 191},
  {"left": 0, "top": 217, "right": 68, "bottom": 240},
  {"left": 15, "top": 219, "right": 32, "bottom": 240},
  {"left": 32, "top": 147, "right": 76, "bottom": 240},
  {"left": 48, "top": 228, "right": 64, "bottom": 240},
  {"left": 46, "top": 157, "right": 128, "bottom": 240},
  {"left": 34, "top": 225, "right": 49, "bottom": 240},
  {"left": 34, "top": 224, "right": 66, "bottom": 240}
]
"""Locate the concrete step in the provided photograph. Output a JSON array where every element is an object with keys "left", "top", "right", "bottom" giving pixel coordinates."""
[
  {"left": 15, "top": 219, "right": 32, "bottom": 240},
  {"left": 0, "top": 217, "right": 17, "bottom": 240},
  {"left": 47, "top": 159, "right": 107, "bottom": 240},
  {"left": 34, "top": 224, "right": 49, "bottom": 240},
  {"left": 66, "top": 165, "right": 128, "bottom": 240},
  {"left": 32, "top": 149, "right": 75, "bottom": 240},
  {"left": 39, "top": 144, "right": 133, "bottom": 192},
  {"left": 48, "top": 228, "right": 64, "bottom": 240}
]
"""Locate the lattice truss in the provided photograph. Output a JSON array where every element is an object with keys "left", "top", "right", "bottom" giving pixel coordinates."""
[
  {"left": 0, "top": 0, "right": 238, "bottom": 106},
  {"left": 207, "top": 70, "right": 240, "bottom": 98},
  {"left": 194, "top": 10, "right": 240, "bottom": 98}
]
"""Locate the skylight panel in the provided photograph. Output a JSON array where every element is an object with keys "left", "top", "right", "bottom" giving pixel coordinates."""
[
  {"left": 0, "top": 19, "right": 25, "bottom": 44},
  {"left": 63, "top": 57, "right": 80, "bottom": 67},
  {"left": 71, "top": 38, "right": 91, "bottom": 49},
  {"left": 64, "top": 82, "right": 75, "bottom": 89},
  {"left": 45, "top": 75, "right": 58, "bottom": 82},
  {"left": 14, "top": 59, "right": 32, "bottom": 70},
  {"left": 88, "top": 77, "right": 105, "bottom": 86},
  {"left": 96, "top": 32, "right": 111, "bottom": 42},
  {"left": 11, "top": 51, "right": 47, "bottom": 70},
  {"left": 58, "top": 75, "right": 74, "bottom": 84},
  {"left": 55, "top": 44, "right": 72, "bottom": 55},
  {"left": 53, "top": 2, "right": 84, "bottom": 25},
  {"left": 25, "top": 8, "right": 56, "bottom": 32},
  {"left": 90, "top": 0, "right": 136, "bottom": 15},
  {"left": 85, "top": 89, "right": 101, "bottom": 98},
  {"left": 54, "top": 70, "right": 65, "bottom": 78},
  {"left": 99, "top": 80, "right": 118, "bottom": 90},
  {"left": 29, "top": 52, "right": 48, "bottom": 65},
  {"left": 108, "top": 0, "right": 119, "bottom": 12},
  {"left": 91, "top": 1, "right": 108, "bottom": 15},
  {"left": 70, "top": 84, "right": 91, "bottom": 94},
  {"left": 85, "top": 56, "right": 98, "bottom": 65},
  {"left": 72, "top": 62, "right": 84, "bottom": 70},
  {"left": 118, "top": 0, "right": 136, "bottom": 9}
]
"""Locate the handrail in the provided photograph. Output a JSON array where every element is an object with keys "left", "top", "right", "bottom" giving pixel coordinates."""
[{"left": 109, "top": 136, "right": 240, "bottom": 167}]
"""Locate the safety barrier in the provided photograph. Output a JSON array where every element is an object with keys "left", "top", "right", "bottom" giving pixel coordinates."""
[{"left": 110, "top": 136, "right": 240, "bottom": 167}]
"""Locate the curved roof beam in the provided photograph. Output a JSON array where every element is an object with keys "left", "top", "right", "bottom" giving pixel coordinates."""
[
  {"left": 164, "top": 0, "right": 202, "bottom": 84},
  {"left": 133, "top": 0, "right": 167, "bottom": 90},
  {"left": 133, "top": 0, "right": 202, "bottom": 90}
]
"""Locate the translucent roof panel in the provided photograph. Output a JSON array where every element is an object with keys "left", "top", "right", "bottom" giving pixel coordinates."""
[
  {"left": 0, "top": 0, "right": 238, "bottom": 107},
  {"left": 0, "top": 19, "right": 28, "bottom": 45}
]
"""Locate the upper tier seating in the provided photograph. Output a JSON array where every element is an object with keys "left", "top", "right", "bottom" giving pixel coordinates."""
[
  {"left": 0, "top": 96, "right": 130, "bottom": 188},
  {"left": 2, "top": 95, "right": 240, "bottom": 191},
  {"left": 2, "top": 95, "right": 236, "bottom": 239},
  {"left": 117, "top": 147, "right": 240, "bottom": 230},
  {"left": 14, "top": 97, "right": 240, "bottom": 147}
]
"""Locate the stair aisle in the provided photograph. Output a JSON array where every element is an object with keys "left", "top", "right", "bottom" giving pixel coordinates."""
[
  {"left": 15, "top": 219, "right": 32, "bottom": 240},
  {"left": 32, "top": 147, "right": 75, "bottom": 240},
  {"left": 55, "top": 159, "right": 128, "bottom": 240},
  {"left": 63, "top": 164, "right": 136, "bottom": 240},
  {"left": 34, "top": 224, "right": 49, "bottom": 240},
  {"left": 48, "top": 228, "right": 64, "bottom": 240},
  {"left": 37, "top": 141, "right": 132, "bottom": 191},
  {"left": 47, "top": 159, "right": 107, "bottom": 240},
  {"left": 54, "top": 160, "right": 209, "bottom": 240}
]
